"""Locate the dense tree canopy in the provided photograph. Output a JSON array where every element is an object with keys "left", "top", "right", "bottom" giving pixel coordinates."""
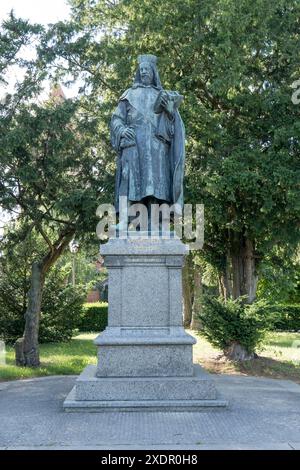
[
  {"left": 0, "top": 0, "right": 299, "bottom": 364},
  {"left": 43, "top": 0, "right": 300, "bottom": 302},
  {"left": 0, "top": 12, "right": 113, "bottom": 365}
]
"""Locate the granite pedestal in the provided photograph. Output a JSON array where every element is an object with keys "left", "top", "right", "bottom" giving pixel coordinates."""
[{"left": 64, "top": 234, "right": 227, "bottom": 411}]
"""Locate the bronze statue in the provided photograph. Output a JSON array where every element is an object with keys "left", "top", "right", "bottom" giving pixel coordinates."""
[{"left": 110, "top": 54, "right": 185, "bottom": 229}]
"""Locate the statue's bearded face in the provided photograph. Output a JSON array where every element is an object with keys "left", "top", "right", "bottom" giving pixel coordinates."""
[{"left": 139, "top": 63, "right": 154, "bottom": 86}]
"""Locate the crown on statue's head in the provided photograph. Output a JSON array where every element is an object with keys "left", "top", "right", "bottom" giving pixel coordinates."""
[{"left": 138, "top": 54, "right": 157, "bottom": 66}]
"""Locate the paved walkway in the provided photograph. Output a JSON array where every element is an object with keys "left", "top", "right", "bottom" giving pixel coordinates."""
[{"left": 0, "top": 374, "right": 300, "bottom": 450}]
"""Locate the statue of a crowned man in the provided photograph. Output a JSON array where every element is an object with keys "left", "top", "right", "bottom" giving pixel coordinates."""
[{"left": 110, "top": 54, "right": 185, "bottom": 229}]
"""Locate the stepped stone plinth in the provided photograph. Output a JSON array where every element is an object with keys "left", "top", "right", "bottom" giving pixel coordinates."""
[{"left": 64, "top": 234, "right": 227, "bottom": 411}]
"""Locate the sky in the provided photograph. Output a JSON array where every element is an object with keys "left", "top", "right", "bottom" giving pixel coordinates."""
[
  {"left": 0, "top": 0, "right": 71, "bottom": 25},
  {"left": 0, "top": 1, "right": 72, "bottom": 234}
]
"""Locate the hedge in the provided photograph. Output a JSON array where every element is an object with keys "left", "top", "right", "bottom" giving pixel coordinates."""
[
  {"left": 78, "top": 302, "right": 108, "bottom": 332},
  {"left": 266, "top": 304, "right": 300, "bottom": 332}
]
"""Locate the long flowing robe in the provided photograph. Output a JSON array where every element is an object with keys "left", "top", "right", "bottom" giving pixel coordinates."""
[{"left": 110, "top": 84, "right": 185, "bottom": 212}]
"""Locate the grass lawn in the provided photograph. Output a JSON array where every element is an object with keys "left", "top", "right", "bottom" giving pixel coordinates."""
[
  {"left": 0, "top": 331, "right": 299, "bottom": 383},
  {"left": 0, "top": 333, "right": 97, "bottom": 381}
]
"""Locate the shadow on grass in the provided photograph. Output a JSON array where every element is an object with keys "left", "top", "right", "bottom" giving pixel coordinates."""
[
  {"left": 237, "top": 355, "right": 300, "bottom": 382},
  {"left": 200, "top": 355, "right": 300, "bottom": 384}
]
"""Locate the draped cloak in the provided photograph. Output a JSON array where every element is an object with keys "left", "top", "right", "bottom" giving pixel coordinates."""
[{"left": 110, "top": 84, "right": 185, "bottom": 212}]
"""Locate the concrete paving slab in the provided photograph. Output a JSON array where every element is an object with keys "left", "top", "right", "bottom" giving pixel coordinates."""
[{"left": 0, "top": 374, "right": 299, "bottom": 450}]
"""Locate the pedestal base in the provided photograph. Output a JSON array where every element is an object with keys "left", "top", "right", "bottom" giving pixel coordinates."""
[
  {"left": 63, "top": 236, "right": 227, "bottom": 412},
  {"left": 63, "top": 365, "right": 228, "bottom": 412},
  {"left": 95, "top": 327, "right": 196, "bottom": 377}
]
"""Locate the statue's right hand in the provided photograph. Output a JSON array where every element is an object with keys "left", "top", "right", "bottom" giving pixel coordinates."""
[{"left": 122, "top": 127, "right": 135, "bottom": 140}]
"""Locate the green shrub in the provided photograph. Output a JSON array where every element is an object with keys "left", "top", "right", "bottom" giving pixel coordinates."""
[
  {"left": 0, "top": 308, "right": 24, "bottom": 345},
  {"left": 264, "top": 304, "right": 300, "bottom": 332},
  {"left": 0, "top": 266, "right": 85, "bottom": 344},
  {"left": 78, "top": 302, "right": 108, "bottom": 332},
  {"left": 39, "top": 275, "right": 86, "bottom": 343},
  {"left": 198, "top": 296, "right": 269, "bottom": 357}
]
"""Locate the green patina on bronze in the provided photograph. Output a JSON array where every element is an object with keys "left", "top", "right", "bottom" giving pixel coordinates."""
[{"left": 110, "top": 54, "right": 185, "bottom": 212}]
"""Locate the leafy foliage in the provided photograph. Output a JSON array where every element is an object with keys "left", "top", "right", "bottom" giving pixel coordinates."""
[
  {"left": 1, "top": 1, "right": 300, "bottom": 359},
  {"left": 264, "top": 304, "right": 300, "bottom": 332},
  {"left": 0, "top": 12, "right": 43, "bottom": 85},
  {"left": 0, "top": 11, "right": 115, "bottom": 362},
  {"left": 198, "top": 296, "right": 269, "bottom": 355},
  {"left": 38, "top": 267, "right": 86, "bottom": 343},
  {"left": 47, "top": 0, "right": 300, "bottom": 299},
  {"left": 0, "top": 235, "right": 85, "bottom": 344},
  {"left": 257, "top": 247, "right": 300, "bottom": 304}
]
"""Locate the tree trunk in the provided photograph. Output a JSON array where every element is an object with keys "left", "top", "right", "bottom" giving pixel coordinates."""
[
  {"left": 182, "top": 254, "right": 193, "bottom": 328},
  {"left": 230, "top": 234, "right": 258, "bottom": 303},
  {"left": 15, "top": 230, "right": 74, "bottom": 367},
  {"left": 224, "top": 341, "right": 256, "bottom": 361},
  {"left": 191, "top": 264, "right": 203, "bottom": 330},
  {"left": 15, "top": 261, "right": 44, "bottom": 367},
  {"left": 243, "top": 239, "right": 258, "bottom": 303},
  {"left": 222, "top": 235, "right": 259, "bottom": 361},
  {"left": 218, "top": 261, "right": 232, "bottom": 300}
]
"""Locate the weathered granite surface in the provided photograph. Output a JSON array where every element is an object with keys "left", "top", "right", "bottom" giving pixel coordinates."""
[
  {"left": 75, "top": 365, "right": 217, "bottom": 401},
  {"left": 64, "top": 236, "right": 226, "bottom": 411},
  {"left": 64, "top": 365, "right": 227, "bottom": 410},
  {"left": 96, "top": 344, "right": 194, "bottom": 377}
]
